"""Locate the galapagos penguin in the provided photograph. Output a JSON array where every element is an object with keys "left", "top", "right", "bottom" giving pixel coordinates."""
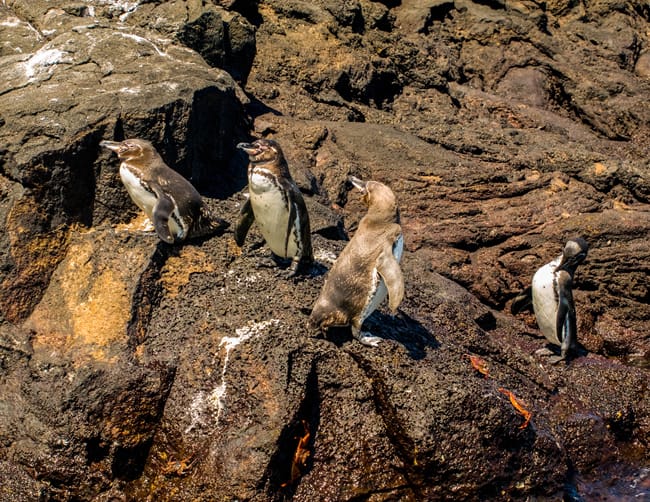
[
  {"left": 310, "top": 176, "right": 404, "bottom": 347},
  {"left": 235, "top": 139, "right": 313, "bottom": 276},
  {"left": 101, "top": 138, "right": 227, "bottom": 244},
  {"left": 511, "top": 237, "right": 589, "bottom": 363}
]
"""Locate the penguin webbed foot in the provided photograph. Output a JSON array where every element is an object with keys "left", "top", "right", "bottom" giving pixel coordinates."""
[
  {"left": 284, "top": 257, "right": 315, "bottom": 280},
  {"left": 357, "top": 332, "right": 382, "bottom": 347},
  {"left": 352, "top": 326, "right": 382, "bottom": 347},
  {"left": 549, "top": 354, "right": 569, "bottom": 365},
  {"left": 269, "top": 256, "right": 313, "bottom": 280},
  {"left": 256, "top": 256, "right": 281, "bottom": 269},
  {"left": 535, "top": 347, "right": 571, "bottom": 365}
]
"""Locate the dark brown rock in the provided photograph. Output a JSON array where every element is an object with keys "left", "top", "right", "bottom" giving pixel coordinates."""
[{"left": 0, "top": 0, "right": 648, "bottom": 500}]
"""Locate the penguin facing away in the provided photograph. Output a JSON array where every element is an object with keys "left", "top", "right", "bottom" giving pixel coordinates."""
[
  {"left": 235, "top": 139, "right": 313, "bottom": 276},
  {"left": 101, "top": 138, "right": 228, "bottom": 244},
  {"left": 310, "top": 176, "right": 404, "bottom": 347},
  {"left": 511, "top": 237, "right": 589, "bottom": 363}
]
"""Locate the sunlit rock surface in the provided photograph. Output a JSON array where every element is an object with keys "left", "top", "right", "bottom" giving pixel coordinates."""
[{"left": 0, "top": 0, "right": 648, "bottom": 500}]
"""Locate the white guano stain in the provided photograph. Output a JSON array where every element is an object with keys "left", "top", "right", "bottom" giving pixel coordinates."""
[
  {"left": 115, "top": 32, "right": 167, "bottom": 56},
  {"left": 184, "top": 319, "right": 280, "bottom": 433},
  {"left": 1, "top": 17, "right": 21, "bottom": 27},
  {"left": 314, "top": 248, "right": 338, "bottom": 264},
  {"left": 93, "top": 0, "right": 140, "bottom": 21},
  {"left": 22, "top": 47, "right": 72, "bottom": 80}
]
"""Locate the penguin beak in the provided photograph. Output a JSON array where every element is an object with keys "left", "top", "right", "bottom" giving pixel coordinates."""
[
  {"left": 348, "top": 176, "right": 367, "bottom": 194},
  {"left": 237, "top": 142, "right": 258, "bottom": 155},
  {"left": 100, "top": 140, "right": 122, "bottom": 152}
]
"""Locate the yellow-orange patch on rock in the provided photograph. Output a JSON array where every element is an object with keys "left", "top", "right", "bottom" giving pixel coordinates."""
[
  {"left": 227, "top": 237, "right": 243, "bottom": 257},
  {"left": 612, "top": 199, "right": 632, "bottom": 211},
  {"left": 160, "top": 247, "right": 215, "bottom": 298},
  {"left": 592, "top": 162, "right": 607, "bottom": 175},
  {"left": 548, "top": 177, "right": 569, "bottom": 192},
  {"left": 115, "top": 212, "right": 154, "bottom": 233},
  {"left": 25, "top": 233, "right": 150, "bottom": 363}
]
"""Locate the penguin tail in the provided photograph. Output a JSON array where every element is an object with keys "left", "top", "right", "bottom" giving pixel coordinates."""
[{"left": 192, "top": 206, "right": 230, "bottom": 238}]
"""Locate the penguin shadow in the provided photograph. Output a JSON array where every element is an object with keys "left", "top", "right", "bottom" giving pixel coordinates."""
[
  {"left": 364, "top": 310, "right": 439, "bottom": 360},
  {"left": 307, "top": 310, "right": 438, "bottom": 360},
  {"left": 245, "top": 245, "right": 328, "bottom": 280},
  {"left": 536, "top": 342, "right": 589, "bottom": 365}
]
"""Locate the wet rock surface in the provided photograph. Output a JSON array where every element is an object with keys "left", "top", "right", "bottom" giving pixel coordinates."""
[{"left": 0, "top": 0, "right": 649, "bottom": 500}]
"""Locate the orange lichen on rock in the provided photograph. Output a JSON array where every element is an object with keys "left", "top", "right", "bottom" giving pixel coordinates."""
[
  {"left": 24, "top": 231, "right": 153, "bottom": 364},
  {"left": 1, "top": 196, "right": 71, "bottom": 322}
]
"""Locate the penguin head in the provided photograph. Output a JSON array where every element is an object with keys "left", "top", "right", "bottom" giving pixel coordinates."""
[
  {"left": 237, "top": 139, "right": 284, "bottom": 165},
  {"left": 557, "top": 237, "right": 589, "bottom": 272},
  {"left": 100, "top": 139, "right": 156, "bottom": 163},
  {"left": 349, "top": 176, "right": 400, "bottom": 224}
]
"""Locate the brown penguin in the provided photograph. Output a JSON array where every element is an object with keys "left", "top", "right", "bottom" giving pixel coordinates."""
[
  {"left": 101, "top": 138, "right": 227, "bottom": 244},
  {"left": 310, "top": 176, "right": 404, "bottom": 346}
]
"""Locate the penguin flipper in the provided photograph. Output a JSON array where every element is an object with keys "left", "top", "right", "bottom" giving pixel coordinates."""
[
  {"left": 510, "top": 286, "right": 533, "bottom": 314},
  {"left": 556, "top": 271, "right": 577, "bottom": 360},
  {"left": 234, "top": 198, "right": 255, "bottom": 247},
  {"left": 283, "top": 189, "right": 313, "bottom": 263},
  {"left": 377, "top": 245, "right": 404, "bottom": 314},
  {"left": 151, "top": 186, "right": 176, "bottom": 244},
  {"left": 295, "top": 190, "right": 313, "bottom": 262}
]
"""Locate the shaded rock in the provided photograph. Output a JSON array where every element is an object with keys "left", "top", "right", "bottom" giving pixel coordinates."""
[
  {"left": 0, "top": 229, "right": 174, "bottom": 500},
  {"left": 0, "top": 460, "right": 44, "bottom": 501}
]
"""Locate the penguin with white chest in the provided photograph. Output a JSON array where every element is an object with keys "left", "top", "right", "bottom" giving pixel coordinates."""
[
  {"left": 101, "top": 138, "right": 227, "bottom": 244},
  {"left": 235, "top": 139, "right": 313, "bottom": 276},
  {"left": 511, "top": 238, "right": 589, "bottom": 363},
  {"left": 310, "top": 176, "right": 404, "bottom": 347}
]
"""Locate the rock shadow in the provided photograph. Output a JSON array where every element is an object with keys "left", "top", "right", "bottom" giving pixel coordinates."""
[
  {"left": 264, "top": 360, "right": 320, "bottom": 499},
  {"left": 244, "top": 94, "right": 283, "bottom": 121}
]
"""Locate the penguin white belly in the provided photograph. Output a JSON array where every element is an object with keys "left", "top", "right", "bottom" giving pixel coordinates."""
[
  {"left": 361, "top": 234, "right": 404, "bottom": 322},
  {"left": 249, "top": 172, "right": 298, "bottom": 258},
  {"left": 531, "top": 260, "right": 561, "bottom": 345},
  {"left": 120, "top": 164, "right": 156, "bottom": 217}
]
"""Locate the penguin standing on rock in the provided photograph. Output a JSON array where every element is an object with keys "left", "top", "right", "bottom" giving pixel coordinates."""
[
  {"left": 101, "top": 138, "right": 228, "bottom": 244},
  {"left": 235, "top": 139, "right": 313, "bottom": 276},
  {"left": 511, "top": 237, "right": 589, "bottom": 363},
  {"left": 310, "top": 176, "right": 404, "bottom": 347}
]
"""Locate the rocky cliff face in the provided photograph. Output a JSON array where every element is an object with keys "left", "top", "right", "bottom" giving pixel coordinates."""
[{"left": 0, "top": 0, "right": 648, "bottom": 501}]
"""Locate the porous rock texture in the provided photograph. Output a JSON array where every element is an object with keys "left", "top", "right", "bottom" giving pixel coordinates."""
[{"left": 0, "top": 0, "right": 648, "bottom": 500}]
